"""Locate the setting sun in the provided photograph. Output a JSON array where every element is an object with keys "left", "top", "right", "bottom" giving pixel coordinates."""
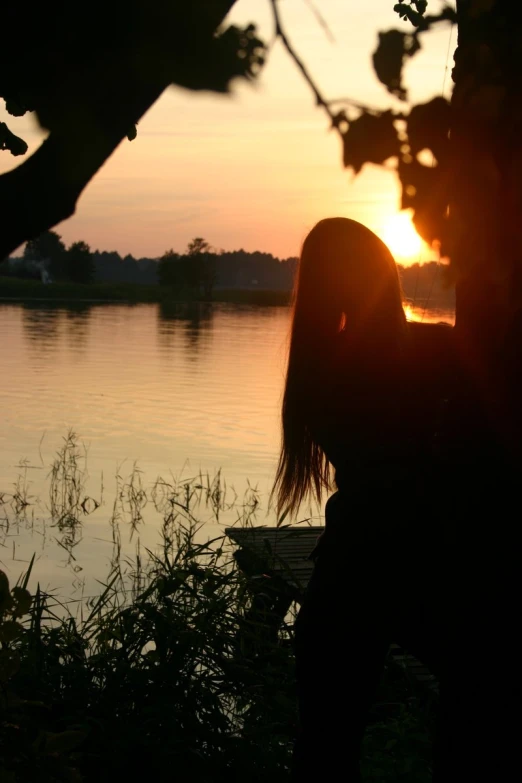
[{"left": 382, "top": 212, "right": 423, "bottom": 261}]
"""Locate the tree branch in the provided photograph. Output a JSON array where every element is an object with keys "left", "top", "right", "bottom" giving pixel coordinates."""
[
  {"left": 0, "top": 0, "right": 238, "bottom": 260},
  {"left": 269, "top": 0, "right": 377, "bottom": 135},
  {"left": 270, "top": 0, "right": 335, "bottom": 121}
]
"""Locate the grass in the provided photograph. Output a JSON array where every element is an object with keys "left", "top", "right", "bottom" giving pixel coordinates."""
[
  {"left": 0, "top": 433, "right": 436, "bottom": 782},
  {"left": 0, "top": 277, "right": 291, "bottom": 307}
]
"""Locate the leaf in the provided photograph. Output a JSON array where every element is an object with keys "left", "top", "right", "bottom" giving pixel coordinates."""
[
  {"left": 4, "top": 96, "right": 26, "bottom": 117},
  {"left": 406, "top": 97, "right": 450, "bottom": 163},
  {"left": 11, "top": 587, "right": 32, "bottom": 617},
  {"left": 21, "top": 553, "right": 36, "bottom": 590},
  {"left": 372, "top": 30, "right": 420, "bottom": 100},
  {"left": 0, "top": 122, "right": 28, "bottom": 156},
  {"left": 394, "top": 3, "right": 424, "bottom": 26},
  {"left": 343, "top": 111, "right": 400, "bottom": 174},
  {"left": 398, "top": 157, "right": 449, "bottom": 244},
  {"left": 169, "top": 24, "right": 266, "bottom": 94}
]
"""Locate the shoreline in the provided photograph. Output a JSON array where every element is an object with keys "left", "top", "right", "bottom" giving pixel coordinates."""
[
  {"left": 0, "top": 278, "right": 292, "bottom": 307},
  {"left": 0, "top": 278, "right": 455, "bottom": 312}
]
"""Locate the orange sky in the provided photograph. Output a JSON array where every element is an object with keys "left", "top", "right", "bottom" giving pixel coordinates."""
[{"left": 0, "top": 0, "right": 455, "bottom": 263}]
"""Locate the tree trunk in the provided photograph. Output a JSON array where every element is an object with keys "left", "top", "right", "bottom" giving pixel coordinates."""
[
  {"left": 0, "top": 0, "right": 238, "bottom": 260},
  {"left": 449, "top": 0, "right": 522, "bottom": 438}
]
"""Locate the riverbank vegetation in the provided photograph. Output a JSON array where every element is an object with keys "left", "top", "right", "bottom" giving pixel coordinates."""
[
  {"left": 2, "top": 229, "right": 454, "bottom": 312},
  {"left": 0, "top": 434, "right": 436, "bottom": 782},
  {"left": 0, "top": 268, "right": 452, "bottom": 311},
  {"left": 0, "top": 275, "right": 292, "bottom": 307}
]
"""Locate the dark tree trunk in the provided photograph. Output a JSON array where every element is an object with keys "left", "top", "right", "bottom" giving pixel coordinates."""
[
  {"left": 451, "top": 1, "right": 522, "bottom": 342},
  {"left": 0, "top": 0, "right": 237, "bottom": 260},
  {"left": 449, "top": 0, "right": 522, "bottom": 443}
]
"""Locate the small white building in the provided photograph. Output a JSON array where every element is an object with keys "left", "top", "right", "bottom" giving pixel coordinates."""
[{"left": 7, "top": 256, "right": 52, "bottom": 283}]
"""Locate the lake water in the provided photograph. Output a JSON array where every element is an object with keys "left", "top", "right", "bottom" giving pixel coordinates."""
[{"left": 0, "top": 299, "right": 454, "bottom": 597}]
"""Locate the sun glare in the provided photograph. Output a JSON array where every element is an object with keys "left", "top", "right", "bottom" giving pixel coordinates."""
[{"left": 382, "top": 212, "right": 423, "bottom": 261}]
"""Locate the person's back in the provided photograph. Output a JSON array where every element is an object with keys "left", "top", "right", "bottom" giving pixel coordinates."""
[
  {"left": 271, "top": 218, "right": 456, "bottom": 781},
  {"left": 309, "top": 319, "right": 454, "bottom": 525},
  {"left": 272, "top": 217, "right": 522, "bottom": 781}
]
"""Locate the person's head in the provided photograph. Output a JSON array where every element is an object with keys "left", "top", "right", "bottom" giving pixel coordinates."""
[{"left": 272, "top": 217, "right": 407, "bottom": 518}]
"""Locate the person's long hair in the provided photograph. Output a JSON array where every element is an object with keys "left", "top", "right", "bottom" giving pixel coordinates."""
[{"left": 272, "top": 217, "right": 408, "bottom": 519}]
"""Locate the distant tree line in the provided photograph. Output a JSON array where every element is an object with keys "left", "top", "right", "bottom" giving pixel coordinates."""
[
  {"left": 158, "top": 237, "right": 298, "bottom": 298},
  {"left": 2, "top": 229, "right": 453, "bottom": 307},
  {"left": 2, "top": 231, "right": 299, "bottom": 295}
]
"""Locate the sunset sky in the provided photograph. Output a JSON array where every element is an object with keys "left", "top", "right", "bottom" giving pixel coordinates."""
[{"left": 0, "top": 0, "right": 455, "bottom": 263}]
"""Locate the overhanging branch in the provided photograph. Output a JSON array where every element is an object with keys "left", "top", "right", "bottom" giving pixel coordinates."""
[{"left": 0, "top": 0, "right": 238, "bottom": 260}]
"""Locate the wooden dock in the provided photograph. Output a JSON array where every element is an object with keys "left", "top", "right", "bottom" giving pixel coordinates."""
[{"left": 225, "top": 524, "right": 438, "bottom": 696}]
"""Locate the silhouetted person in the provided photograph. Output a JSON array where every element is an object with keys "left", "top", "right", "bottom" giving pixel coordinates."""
[{"left": 271, "top": 217, "right": 509, "bottom": 781}]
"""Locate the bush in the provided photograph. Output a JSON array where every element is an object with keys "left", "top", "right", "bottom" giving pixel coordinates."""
[
  {"left": 1, "top": 470, "right": 297, "bottom": 782},
  {"left": 0, "top": 435, "right": 435, "bottom": 782}
]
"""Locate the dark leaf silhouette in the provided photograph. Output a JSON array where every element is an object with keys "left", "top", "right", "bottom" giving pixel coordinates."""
[
  {"left": 406, "top": 97, "right": 450, "bottom": 163},
  {"left": 343, "top": 111, "right": 400, "bottom": 174},
  {"left": 372, "top": 30, "right": 420, "bottom": 101},
  {"left": 4, "top": 96, "right": 26, "bottom": 117},
  {"left": 165, "top": 24, "right": 265, "bottom": 94},
  {"left": 0, "top": 1, "right": 259, "bottom": 260},
  {"left": 398, "top": 157, "right": 448, "bottom": 245},
  {"left": 393, "top": 2, "right": 427, "bottom": 27},
  {"left": 0, "top": 122, "right": 28, "bottom": 156}
]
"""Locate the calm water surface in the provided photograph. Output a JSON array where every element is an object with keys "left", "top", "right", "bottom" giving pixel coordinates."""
[{"left": 0, "top": 300, "right": 454, "bottom": 596}]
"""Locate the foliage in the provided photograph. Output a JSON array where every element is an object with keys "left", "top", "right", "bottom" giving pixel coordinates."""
[
  {"left": 159, "top": 237, "right": 217, "bottom": 299},
  {"left": 22, "top": 232, "right": 96, "bottom": 284},
  {"left": 0, "top": 0, "right": 460, "bottom": 282},
  {"left": 393, "top": 2, "right": 428, "bottom": 28},
  {"left": 157, "top": 248, "right": 181, "bottom": 287},
  {"left": 1, "top": 561, "right": 85, "bottom": 783},
  {"left": 0, "top": 5, "right": 265, "bottom": 152},
  {"left": 23, "top": 232, "right": 63, "bottom": 261},
  {"left": 0, "top": 254, "right": 452, "bottom": 313},
  {"left": 0, "top": 460, "right": 298, "bottom": 782},
  {"left": 1, "top": 0, "right": 518, "bottom": 313},
  {"left": 0, "top": 2, "right": 267, "bottom": 260},
  {"left": 65, "top": 242, "right": 95, "bottom": 285},
  {"left": 0, "top": 121, "right": 27, "bottom": 156},
  {"left": 187, "top": 237, "right": 217, "bottom": 298},
  {"left": 0, "top": 436, "right": 436, "bottom": 782},
  {"left": 335, "top": 4, "right": 456, "bottom": 250},
  {"left": 342, "top": 110, "right": 401, "bottom": 173},
  {"left": 372, "top": 29, "right": 421, "bottom": 101},
  {"left": 23, "top": 231, "right": 66, "bottom": 281},
  {"left": 187, "top": 237, "right": 212, "bottom": 256}
]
